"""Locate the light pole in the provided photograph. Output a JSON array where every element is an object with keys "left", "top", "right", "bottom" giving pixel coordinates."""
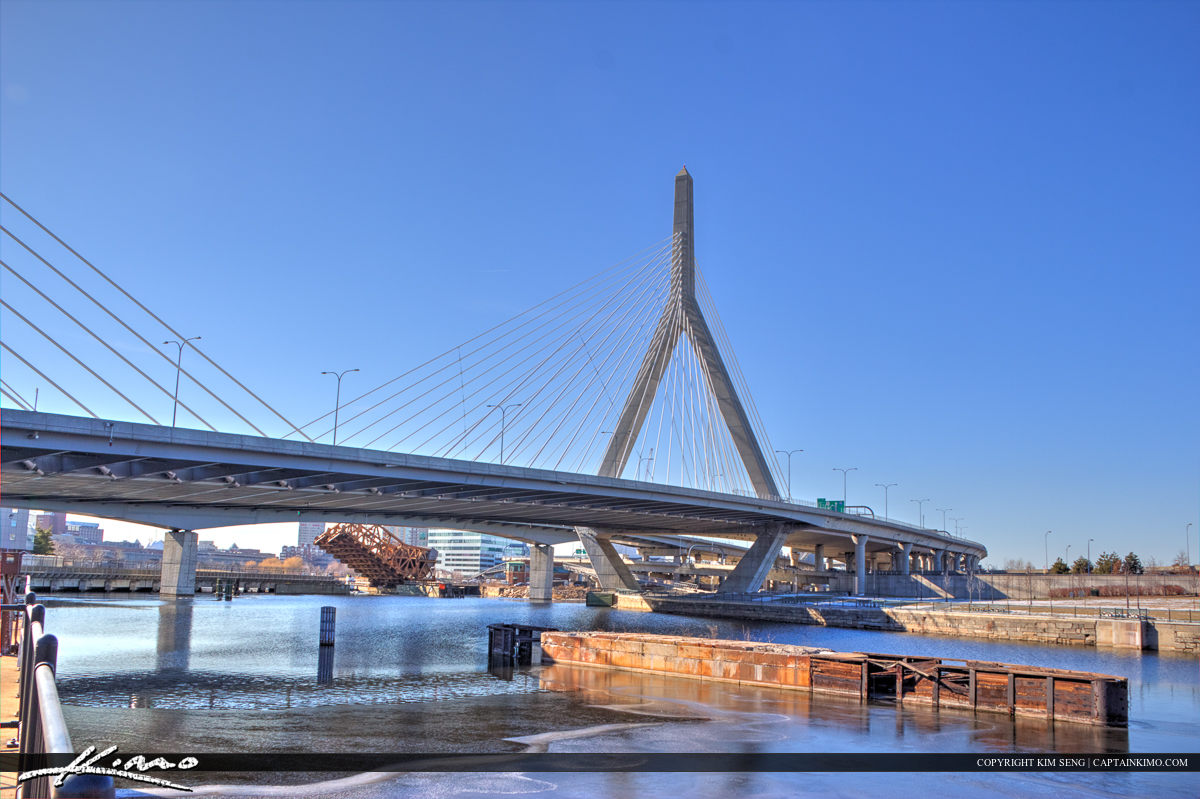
[
  {"left": 321, "top": 368, "right": 359, "bottom": 445},
  {"left": 936, "top": 508, "right": 952, "bottom": 533},
  {"left": 1087, "top": 538, "right": 1094, "bottom": 574},
  {"left": 832, "top": 467, "right": 857, "bottom": 506},
  {"left": 1044, "top": 530, "right": 1052, "bottom": 571},
  {"left": 1065, "top": 544, "right": 1071, "bottom": 570},
  {"left": 163, "top": 336, "right": 201, "bottom": 428},
  {"left": 1187, "top": 523, "right": 1193, "bottom": 570},
  {"left": 910, "top": 498, "right": 930, "bottom": 527},
  {"left": 638, "top": 447, "right": 655, "bottom": 481},
  {"left": 950, "top": 516, "right": 964, "bottom": 537},
  {"left": 486, "top": 403, "right": 522, "bottom": 465},
  {"left": 875, "top": 483, "right": 897, "bottom": 519},
  {"left": 775, "top": 449, "right": 803, "bottom": 502}
]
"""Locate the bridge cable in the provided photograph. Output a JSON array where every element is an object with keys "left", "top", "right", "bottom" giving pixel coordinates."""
[
  {"left": 0, "top": 342, "right": 98, "bottom": 418},
  {"left": 0, "top": 300, "right": 162, "bottom": 424},
  {"left": 0, "top": 195, "right": 312, "bottom": 441},
  {"left": 296, "top": 236, "right": 675, "bottom": 439},
  {"left": 328, "top": 239, "right": 674, "bottom": 447},
  {"left": 365, "top": 260, "right": 650, "bottom": 454},
  {"left": 504, "top": 256, "right": 673, "bottom": 467},
  {"left": 0, "top": 224, "right": 274, "bottom": 437},
  {"left": 366, "top": 242, "right": 674, "bottom": 458},
  {"left": 435, "top": 254, "right": 668, "bottom": 462},
  {"left": 0, "top": 379, "right": 33, "bottom": 410},
  {"left": 0, "top": 258, "right": 219, "bottom": 431}
]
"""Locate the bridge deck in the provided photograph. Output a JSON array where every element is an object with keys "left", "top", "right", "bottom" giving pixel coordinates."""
[{"left": 1, "top": 410, "right": 986, "bottom": 562}]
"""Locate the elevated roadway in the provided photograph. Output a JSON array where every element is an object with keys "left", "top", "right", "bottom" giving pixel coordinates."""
[{"left": 1, "top": 410, "right": 986, "bottom": 592}]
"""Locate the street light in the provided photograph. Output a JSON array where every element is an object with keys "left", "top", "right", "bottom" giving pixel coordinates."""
[
  {"left": 1044, "top": 530, "right": 1052, "bottom": 571},
  {"left": 775, "top": 449, "right": 803, "bottom": 501},
  {"left": 1187, "top": 523, "right": 1193, "bottom": 570},
  {"left": 163, "top": 336, "right": 201, "bottom": 428},
  {"left": 936, "top": 508, "right": 952, "bottom": 533},
  {"left": 486, "top": 403, "right": 522, "bottom": 465},
  {"left": 832, "top": 467, "right": 857, "bottom": 505},
  {"left": 320, "top": 368, "right": 360, "bottom": 445},
  {"left": 637, "top": 447, "right": 656, "bottom": 481},
  {"left": 875, "top": 483, "right": 897, "bottom": 519},
  {"left": 1065, "top": 544, "right": 1071, "bottom": 570},
  {"left": 1087, "top": 538, "right": 1094, "bottom": 574},
  {"left": 910, "top": 498, "right": 930, "bottom": 528},
  {"left": 950, "top": 516, "right": 964, "bottom": 537}
]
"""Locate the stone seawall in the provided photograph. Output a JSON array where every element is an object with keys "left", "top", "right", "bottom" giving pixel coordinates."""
[{"left": 634, "top": 597, "right": 1200, "bottom": 654}]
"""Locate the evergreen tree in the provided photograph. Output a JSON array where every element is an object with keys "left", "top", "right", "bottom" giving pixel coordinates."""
[
  {"left": 32, "top": 528, "right": 54, "bottom": 555},
  {"left": 1123, "top": 552, "right": 1143, "bottom": 575},
  {"left": 1094, "top": 551, "right": 1121, "bottom": 574},
  {"left": 1050, "top": 557, "right": 1070, "bottom": 574},
  {"left": 1071, "top": 556, "right": 1091, "bottom": 574}
]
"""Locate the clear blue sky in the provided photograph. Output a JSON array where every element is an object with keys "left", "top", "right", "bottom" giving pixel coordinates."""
[{"left": 2, "top": 0, "right": 1197, "bottom": 567}]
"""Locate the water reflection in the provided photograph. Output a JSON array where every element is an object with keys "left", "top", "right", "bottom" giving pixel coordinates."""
[
  {"left": 317, "top": 646, "right": 334, "bottom": 685},
  {"left": 154, "top": 598, "right": 193, "bottom": 673}
]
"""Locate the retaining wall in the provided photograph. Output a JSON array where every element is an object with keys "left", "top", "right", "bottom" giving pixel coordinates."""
[{"left": 635, "top": 597, "right": 1200, "bottom": 654}]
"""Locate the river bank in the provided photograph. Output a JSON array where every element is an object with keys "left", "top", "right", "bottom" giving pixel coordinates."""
[{"left": 603, "top": 593, "right": 1200, "bottom": 654}]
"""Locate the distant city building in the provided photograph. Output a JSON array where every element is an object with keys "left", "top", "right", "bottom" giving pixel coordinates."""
[
  {"left": 65, "top": 520, "right": 103, "bottom": 544},
  {"left": 281, "top": 544, "right": 335, "bottom": 569},
  {"left": 2, "top": 508, "right": 31, "bottom": 550},
  {"left": 35, "top": 512, "right": 67, "bottom": 537},
  {"left": 297, "top": 522, "right": 325, "bottom": 547},
  {"left": 383, "top": 526, "right": 428, "bottom": 548},
  {"left": 502, "top": 542, "right": 530, "bottom": 560},
  {"left": 426, "top": 529, "right": 510, "bottom": 575}
]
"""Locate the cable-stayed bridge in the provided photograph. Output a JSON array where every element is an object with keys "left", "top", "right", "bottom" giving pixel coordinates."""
[{"left": 0, "top": 170, "right": 986, "bottom": 597}]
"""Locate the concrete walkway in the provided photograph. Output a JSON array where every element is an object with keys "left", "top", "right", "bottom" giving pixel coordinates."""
[{"left": 1, "top": 653, "right": 18, "bottom": 799}]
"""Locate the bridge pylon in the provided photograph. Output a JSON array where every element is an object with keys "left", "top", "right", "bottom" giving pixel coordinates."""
[{"left": 598, "top": 168, "right": 780, "bottom": 500}]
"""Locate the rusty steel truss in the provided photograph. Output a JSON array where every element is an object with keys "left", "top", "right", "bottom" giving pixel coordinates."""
[{"left": 314, "top": 523, "right": 438, "bottom": 587}]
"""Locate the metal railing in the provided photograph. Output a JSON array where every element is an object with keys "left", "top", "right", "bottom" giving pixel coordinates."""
[
  {"left": 946, "top": 601, "right": 1200, "bottom": 622},
  {"left": 9, "top": 592, "right": 115, "bottom": 798}
]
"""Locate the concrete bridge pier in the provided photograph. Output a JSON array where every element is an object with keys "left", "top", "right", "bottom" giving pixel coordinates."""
[
  {"left": 898, "top": 542, "right": 912, "bottom": 576},
  {"left": 717, "top": 523, "right": 789, "bottom": 594},
  {"left": 813, "top": 544, "right": 825, "bottom": 572},
  {"left": 851, "top": 535, "right": 868, "bottom": 595},
  {"left": 529, "top": 543, "right": 553, "bottom": 602},
  {"left": 160, "top": 529, "right": 198, "bottom": 598},
  {"left": 576, "top": 527, "right": 640, "bottom": 591}
]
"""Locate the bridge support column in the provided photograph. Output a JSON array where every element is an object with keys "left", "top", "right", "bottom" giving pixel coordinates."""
[
  {"left": 898, "top": 542, "right": 912, "bottom": 576},
  {"left": 576, "top": 527, "right": 640, "bottom": 592},
  {"left": 851, "top": 535, "right": 868, "bottom": 595},
  {"left": 813, "top": 544, "right": 825, "bottom": 572},
  {"left": 160, "top": 529, "right": 198, "bottom": 598},
  {"left": 717, "top": 523, "right": 789, "bottom": 594},
  {"left": 529, "top": 544, "right": 554, "bottom": 602}
]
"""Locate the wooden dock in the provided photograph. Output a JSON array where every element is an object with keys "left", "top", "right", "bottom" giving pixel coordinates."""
[{"left": 538, "top": 632, "right": 1128, "bottom": 726}]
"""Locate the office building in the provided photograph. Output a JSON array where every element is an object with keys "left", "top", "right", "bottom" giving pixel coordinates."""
[
  {"left": 298, "top": 522, "right": 325, "bottom": 547},
  {"left": 2, "top": 508, "right": 31, "bottom": 550},
  {"left": 426, "top": 529, "right": 510, "bottom": 576}
]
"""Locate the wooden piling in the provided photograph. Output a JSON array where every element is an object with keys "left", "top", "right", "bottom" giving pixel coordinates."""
[{"left": 319, "top": 606, "right": 335, "bottom": 646}]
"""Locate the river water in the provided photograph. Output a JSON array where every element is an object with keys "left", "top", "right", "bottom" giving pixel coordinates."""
[{"left": 40, "top": 594, "right": 1198, "bottom": 798}]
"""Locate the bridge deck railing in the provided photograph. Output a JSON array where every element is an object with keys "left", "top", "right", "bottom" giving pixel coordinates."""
[
  {"left": 6, "top": 593, "right": 115, "bottom": 798},
  {"left": 25, "top": 562, "right": 344, "bottom": 581}
]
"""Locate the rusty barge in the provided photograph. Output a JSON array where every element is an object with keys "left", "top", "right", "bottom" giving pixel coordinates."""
[{"left": 538, "top": 632, "right": 1127, "bottom": 726}]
